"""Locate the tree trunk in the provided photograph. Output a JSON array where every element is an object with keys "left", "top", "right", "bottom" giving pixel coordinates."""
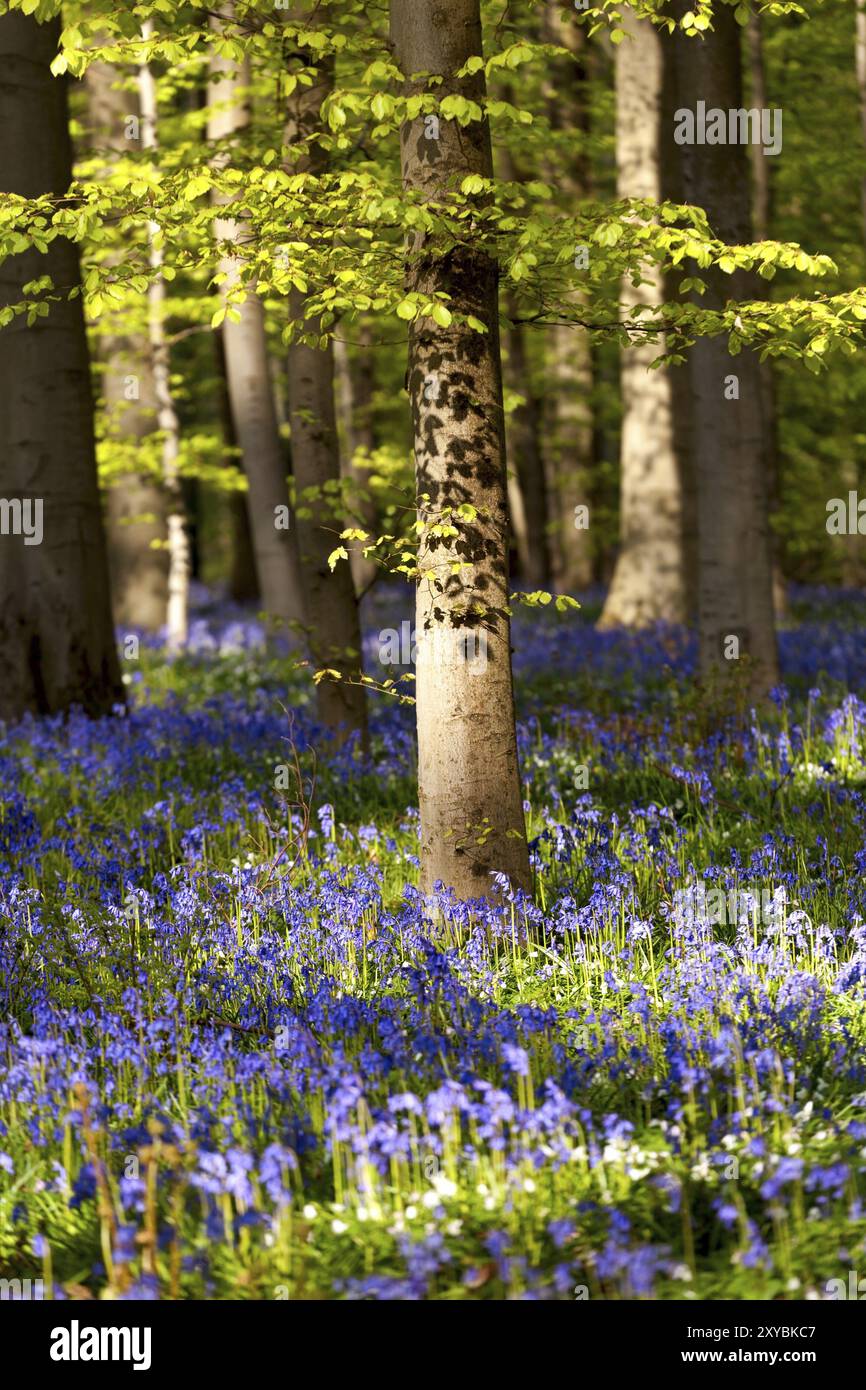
[
  {"left": 0, "top": 13, "right": 123, "bottom": 720},
  {"left": 847, "top": 0, "right": 866, "bottom": 588},
  {"left": 208, "top": 23, "right": 305, "bottom": 628},
  {"left": 747, "top": 11, "right": 786, "bottom": 617},
  {"left": 540, "top": 3, "right": 594, "bottom": 594},
  {"left": 333, "top": 323, "right": 379, "bottom": 594},
  {"left": 671, "top": 6, "right": 779, "bottom": 699},
  {"left": 660, "top": 38, "right": 699, "bottom": 611},
  {"left": 213, "top": 328, "right": 260, "bottom": 603},
  {"left": 228, "top": 490, "right": 260, "bottom": 603},
  {"left": 85, "top": 58, "right": 169, "bottom": 632},
  {"left": 139, "top": 21, "right": 190, "bottom": 650},
  {"left": 283, "top": 21, "right": 368, "bottom": 747},
  {"left": 497, "top": 130, "right": 551, "bottom": 591},
  {"left": 599, "top": 8, "right": 688, "bottom": 629},
  {"left": 391, "top": 0, "right": 532, "bottom": 900},
  {"left": 503, "top": 308, "right": 551, "bottom": 590},
  {"left": 857, "top": 0, "right": 866, "bottom": 238}
]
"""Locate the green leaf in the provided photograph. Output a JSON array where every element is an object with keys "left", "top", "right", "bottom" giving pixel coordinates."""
[{"left": 183, "top": 175, "right": 211, "bottom": 201}]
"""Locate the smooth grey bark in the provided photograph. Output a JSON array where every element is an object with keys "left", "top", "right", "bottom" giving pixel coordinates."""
[
  {"left": 391, "top": 0, "right": 532, "bottom": 899},
  {"left": 599, "top": 9, "right": 688, "bottom": 629},
  {"left": 86, "top": 58, "right": 169, "bottom": 632},
  {"left": 671, "top": 6, "right": 779, "bottom": 699},
  {"left": 333, "top": 323, "right": 379, "bottom": 594},
  {"left": 208, "top": 24, "right": 305, "bottom": 628},
  {"left": 139, "top": 21, "right": 190, "bottom": 650},
  {"left": 283, "top": 25, "right": 368, "bottom": 747},
  {"left": 0, "top": 13, "right": 123, "bottom": 720}
]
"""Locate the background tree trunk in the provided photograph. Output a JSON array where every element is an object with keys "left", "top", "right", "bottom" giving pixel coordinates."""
[
  {"left": 333, "top": 323, "right": 379, "bottom": 594},
  {"left": 671, "top": 6, "right": 779, "bottom": 698},
  {"left": 213, "top": 328, "right": 260, "bottom": 603},
  {"left": 599, "top": 8, "right": 687, "bottom": 629},
  {"left": 503, "top": 308, "right": 551, "bottom": 590},
  {"left": 497, "top": 132, "right": 551, "bottom": 591},
  {"left": 139, "top": 21, "right": 190, "bottom": 650},
  {"left": 856, "top": 0, "right": 866, "bottom": 238},
  {"left": 845, "top": 0, "right": 866, "bottom": 588},
  {"left": 747, "top": 11, "right": 787, "bottom": 616},
  {"left": 86, "top": 58, "right": 169, "bottom": 632},
  {"left": 541, "top": 3, "right": 594, "bottom": 594},
  {"left": 284, "top": 20, "right": 368, "bottom": 746},
  {"left": 391, "top": 0, "right": 532, "bottom": 899},
  {"left": 0, "top": 13, "right": 123, "bottom": 719},
  {"left": 660, "top": 36, "right": 699, "bottom": 611},
  {"left": 208, "top": 23, "right": 305, "bottom": 628}
]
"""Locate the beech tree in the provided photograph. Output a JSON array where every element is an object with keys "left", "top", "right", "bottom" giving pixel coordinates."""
[
  {"left": 746, "top": 10, "right": 785, "bottom": 615},
  {"left": 600, "top": 8, "right": 688, "bottom": 629},
  {"left": 391, "top": 0, "right": 531, "bottom": 899},
  {"left": 284, "top": 12, "right": 368, "bottom": 747},
  {"left": 540, "top": 3, "right": 594, "bottom": 594},
  {"left": 497, "top": 143, "right": 550, "bottom": 591},
  {"left": 208, "top": 16, "right": 305, "bottom": 630},
  {"left": 138, "top": 19, "right": 190, "bottom": 650},
  {"left": 671, "top": 3, "right": 779, "bottom": 697},
  {"left": 503, "top": 306, "right": 551, "bottom": 590},
  {"left": 333, "top": 325, "right": 379, "bottom": 594},
  {"left": 86, "top": 57, "right": 169, "bottom": 632},
  {"left": 0, "top": 11, "right": 122, "bottom": 720}
]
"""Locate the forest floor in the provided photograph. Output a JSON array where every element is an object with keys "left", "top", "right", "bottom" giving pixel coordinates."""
[{"left": 1, "top": 586, "right": 866, "bottom": 1299}]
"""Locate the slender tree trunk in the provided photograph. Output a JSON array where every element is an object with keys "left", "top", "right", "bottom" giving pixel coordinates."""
[
  {"left": 229, "top": 488, "right": 260, "bottom": 602},
  {"left": 283, "top": 20, "right": 368, "bottom": 746},
  {"left": 183, "top": 480, "right": 202, "bottom": 581},
  {"left": 497, "top": 131, "right": 551, "bottom": 591},
  {"left": 599, "top": 9, "right": 687, "bottom": 629},
  {"left": 139, "top": 21, "right": 190, "bottom": 650},
  {"left": 848, "top": 0, "right": 866, "bottom": 588},
  {"left": 391, "top": 0, "right": 532, "bottom": 900},
  {"left": 503, "top": 308, "right": 551, "bottom": 590},
  {"left": 0, "top": 13, "right": 123, "bottom": 719},
  {"left": 333, "top": 324, "right": 378, "bottom": 593},
  {"left": 208, "top": 22, "right": 305, "bottom": 628},
  {"left": 213, "top": 328, "right": 260, "bottom": 603},
  {"left": 85, "top": 58, "right": 169, "bottom": 632},
  {"left": 857, "top": 0, "right": 866, "bottom": 237},
  {"left": 747, "top": 12, "right": 787, "bottom": 616},
  {"left": 660, "top": 39, "right": 699, "bottom": 610},
  {"left": 541, "top": 3, "right": 594, "bottom": 594},
  {"left": 671, "top": 6, "right": 779, "bottom": 698}
]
